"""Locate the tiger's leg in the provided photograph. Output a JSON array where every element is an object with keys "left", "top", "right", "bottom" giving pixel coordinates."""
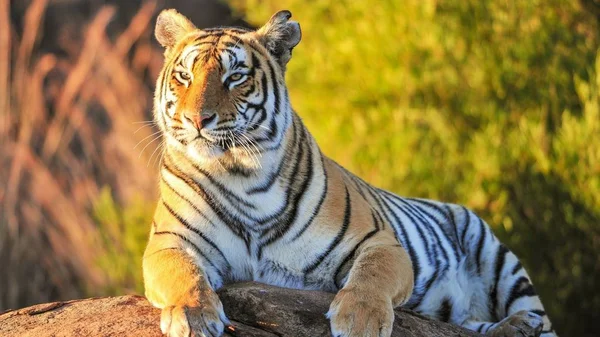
[
  {"left": 480, "top": 247, "right": 555, "bottom": 337},
  {"left": 459, "top": 246, "right": 556, "bottom": 337},
  {"left": 327, "top": 234, "right": 414, "bottom": 337},
  {"left": 143, "top": 232, "right": 229, "bottom": 337},
  {"left": 450, "top": 206, "right": 557, "bottom": 337}
]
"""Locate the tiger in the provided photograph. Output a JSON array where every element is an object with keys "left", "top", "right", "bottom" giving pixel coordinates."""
[{"left": 142, "top": 8, "right": 558, "bottom": 337}]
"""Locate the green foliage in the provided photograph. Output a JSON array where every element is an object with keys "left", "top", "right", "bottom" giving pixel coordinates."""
[
  {"left": 228, "top": 1, "right": 599, "bottom": 335},
  {"left": 92, "top": 188, "right": 152, "bottom": 296}
]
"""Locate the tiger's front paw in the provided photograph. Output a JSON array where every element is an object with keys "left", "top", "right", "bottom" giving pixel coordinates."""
[
  {"left": 160, "top": 302, "right": 230, "bottom": 337},
  {"left": 327, "top": 288, "right": 394, "bottom": 337}
]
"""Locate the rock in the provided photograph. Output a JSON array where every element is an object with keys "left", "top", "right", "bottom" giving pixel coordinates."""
[{"left": 0, "top": 282, "right": 482, "bottom": 337}]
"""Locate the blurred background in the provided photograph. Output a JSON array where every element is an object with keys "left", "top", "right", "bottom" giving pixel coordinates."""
[{"left": 0, "top": 0, "right": 598, "bottom": 336}]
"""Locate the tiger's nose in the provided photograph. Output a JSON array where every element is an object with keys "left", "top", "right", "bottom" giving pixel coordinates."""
[
  {"left": 200, "top": 111, "right": 217, "bottom": 127},
  {"left": 184, "top": 111, "right": 216, "bottom": 129}
]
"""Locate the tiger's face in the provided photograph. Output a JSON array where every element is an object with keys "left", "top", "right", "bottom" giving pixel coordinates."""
[{"left": 154, "top": 10, "right": 301, "bottom": 169}]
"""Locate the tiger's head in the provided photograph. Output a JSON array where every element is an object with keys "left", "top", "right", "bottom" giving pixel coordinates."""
[{"left": 153, "top": 9, "right": 301, "bottom": 170}]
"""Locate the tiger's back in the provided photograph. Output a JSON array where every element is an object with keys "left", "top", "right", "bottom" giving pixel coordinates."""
[{"left": 143, "top": 9, "right": 557, "bottom": 337}]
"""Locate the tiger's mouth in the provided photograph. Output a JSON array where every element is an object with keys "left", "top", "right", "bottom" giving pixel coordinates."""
[
  {"left": 181, "top": 127, "right": 261, "bottom": 166},
  {"left": 196, "top": 129, "right": 240, "bottom": 151}
]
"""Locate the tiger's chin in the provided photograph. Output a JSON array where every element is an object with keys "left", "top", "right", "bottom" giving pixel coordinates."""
[
  {"left": 183, "top": 139, "right": 263, "bottom": 174},
  {"left": 186, "top": 142, "right": 225, "bottom": 163}
]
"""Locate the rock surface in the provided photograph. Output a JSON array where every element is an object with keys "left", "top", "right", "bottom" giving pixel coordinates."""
[{"left": 0, "top": 282, "right": 482, "bottom": 337}]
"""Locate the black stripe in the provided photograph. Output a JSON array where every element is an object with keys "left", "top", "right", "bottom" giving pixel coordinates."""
[
  {"left": 159, "top": 62, "right": 174, "bottom": 128},
  {"left": 304, "top": 186, "right": 352, "bottom": 274},
  {"left": 374, "top": 209, "right": 387, "bottom": 231},
  {"left": 368, "top": 187, "right": 421, "bottom": 297},
  {"left": 268, "top": 109, "right": 279, "bottom": 141},
  {"left": 222, "top": 48, "right": 239, "bottom": 69},
  {"left": 254, "top": 122, "right": 308, "bottom": 252},
  {"left": 382, "top": 194, "right": 439, "bottom": 269},
  {"left": 371, "top": 208, "right": 381, "bottom": 231},
  {"left": 410, "top": 267, "right": 439, "bottom": 311},
  {"left": 266, "top": 57, "right": 281, "bottom": 116},
  {"left": 477, "top": 322, "right": 492, "bottom": 333},
  {"left": 349, "top": 176, "right": 368, "bottom": 200},
  {"left": 166, "top": 101, "right": 175, "bottom": 112},
  {"left": 399, "top": 198, "right": 455, "bottom": 270},
  {"left": 335, "top": 164, "right": 383, "bottom": 229},
  {"left": 191, "top": 40, "right": 218, "bottom": 48},
  {"left": 531, "top": 309, "right": 546, "bottom": 317},
  {"left": 290, "top": 154, "right": 328, "bottom": 240},
  {"left": 408, "top": 199, "right": 461, "bottom": 263},
  {"left": 362, "top": 185, "right": 390, "bottom": 230},
  {"left": 187, "top": 161, "right": 256, "bottom": 210},
  {"left": 333, "top": 227, "right": 379, "bottom": 289},
  {"left": 201, "top": 27, "right": 250, "bottom": 35},
  {"left": 247, "top": 108, "right": 265, "bottom": 132},
  {"left": 475, "top": 218, "right": 487, "bottom": 275},
  {"left": 246, "top": 71, "right": 270, "bottom": 128},
  {"left": 446, "top": 205, "right": 465, "bottom": 255},
  {"left": 246, "top": 52, "right": 267, "bottom": 112},
  {"left": 161, "top": 200, "right": 232, "bottom": 272},
  {"left": 368, "top": 186, "right": 409, "bottom": 235},
  {"left": 153, "top": 230, "right": 224, "bottom": 279},
  {"left": 247, "top": 107, "right": 299, "bottom": 194},
  {"left": 407, "top": 198, "right": 462, "bottom": 260},
  {"left": 511, "top": 261, "right": 523, "bottom": 275},
  {"left": 490, "top": 245, "right": 509, "bottom": 320},
  {"left": 257, "top": 126, "right": 316, "bottom": 255},
  {"left": 383, "top": 199, "right": 447, "bottom": 307},
  {"left": 504, "top": 276, "right": 537, "bottom": 314},
  {"left": 437, "top": 297, "right": 452, "bottom": 322},
  {"left": 161, "top": 176, "right": 215, "bottom": 227},
  {"left": 246, "top": 157, "right": 284, "bottom": 194},
  {"left": 162, "top": 156, "right": 251, "bottom": 249},
  {"left": 460, "top": 206, "right": 471, "bottom": 245}
]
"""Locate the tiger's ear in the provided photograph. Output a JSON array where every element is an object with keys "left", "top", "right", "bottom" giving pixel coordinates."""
[
  {"left": 155, "top": 9, "right": 196, "bottom": 49},
  {"left": 256, "top": 10, "right": 302, "bottom": 68}
]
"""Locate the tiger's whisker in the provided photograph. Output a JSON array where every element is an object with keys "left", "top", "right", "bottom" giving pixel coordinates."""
[
  {"left": 138, "top": 134, "right": 163, "bottom": 158},
  {"left": 134, "top": 123, "right": 156, "bottom": 135},
  {"left": 237, "top": 133, "right": 262, "bottom": 168},
  {"left": 232, "top": 132, "right": 256, "bottom": 167},
  {"left": 134, "top": 130, "right": 162, "bottom": 150},
  {"left": 148, "top": 139, "right": 166, "bottom": 168}
]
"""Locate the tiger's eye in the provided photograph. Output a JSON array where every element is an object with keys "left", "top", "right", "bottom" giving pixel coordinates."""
[
  {"left": 229, "top": 73, "right": 243, "bottom": 81},
  {"left": 174, "top": 71, "right": 192, "bottom": 85},
  {"left": 179, "top": 72, "right": 191, "bottom": 80}
]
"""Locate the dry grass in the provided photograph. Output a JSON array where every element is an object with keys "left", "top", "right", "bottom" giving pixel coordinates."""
[{"left": 0, "top": 0, "right": 163, "bottom": 309}]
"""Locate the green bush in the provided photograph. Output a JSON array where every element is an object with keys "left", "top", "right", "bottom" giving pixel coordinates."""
[{"left": 92, "top": 188, "right": 152, "bottom": 296}]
